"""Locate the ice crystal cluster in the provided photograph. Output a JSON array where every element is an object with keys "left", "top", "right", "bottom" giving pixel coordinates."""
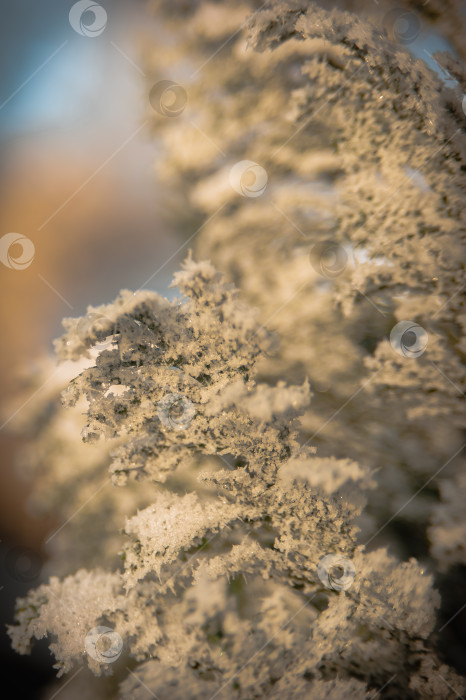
[
  {"left": 144, "top": 0, "right": 466, "bottom": 566},
  {"left": 8, "top": 1, "right": 466, "bottom": 699}
]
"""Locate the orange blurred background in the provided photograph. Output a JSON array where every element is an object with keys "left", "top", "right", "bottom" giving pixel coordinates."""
[
  {"left": 0, "top": 0, "right": 183, "bottom": 543},
  {"left": 0, "top": 3, "right": 183, "bottom": 693}
]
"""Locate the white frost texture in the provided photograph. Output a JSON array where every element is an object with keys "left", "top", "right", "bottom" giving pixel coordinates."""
[{"left": 7, "top": 1, "right": 466, "bottom": 699}]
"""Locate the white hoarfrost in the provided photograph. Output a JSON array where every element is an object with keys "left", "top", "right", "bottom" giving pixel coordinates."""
[{"left": 7, "top": 0, "right": 466, "bottom": 698}]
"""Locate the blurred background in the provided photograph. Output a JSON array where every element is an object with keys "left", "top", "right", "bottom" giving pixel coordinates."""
[{"left": 0, "top": 1, "right": 184, "bottom": 695}]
